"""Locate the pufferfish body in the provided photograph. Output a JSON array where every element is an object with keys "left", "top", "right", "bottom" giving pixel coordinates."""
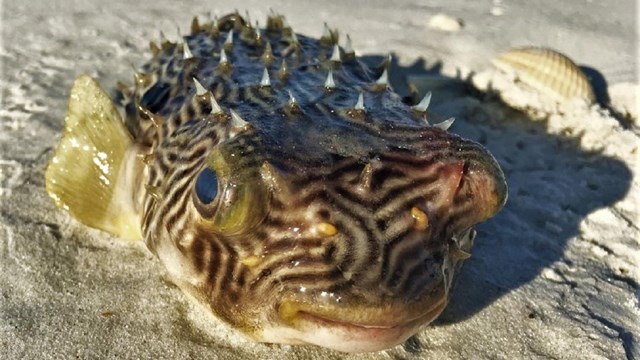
[{"left": 45, "top": 12, "right": 507, "bottom": 353}]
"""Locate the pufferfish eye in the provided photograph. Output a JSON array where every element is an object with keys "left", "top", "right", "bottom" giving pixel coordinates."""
[
  {"left": 194, "top": 167, "right": 219, "bottom": 204},
  {"left": 191, "top": 150, "right": 270, "bottom": 236}
]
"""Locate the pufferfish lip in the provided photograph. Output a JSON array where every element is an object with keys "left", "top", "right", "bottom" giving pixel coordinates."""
[
  {"left": 296, "top": 310, "right": 417, "bottom": 330},
  {"left": 272, "top": 294, "right": 449, "bottom": 352}
]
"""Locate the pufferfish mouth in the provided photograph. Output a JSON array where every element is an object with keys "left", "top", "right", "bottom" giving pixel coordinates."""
[
  {"left": 294, "top": 300, "right": 446, "bottom": 330},
  {"left": 265, "top": 293, "right": 449, "bottom": 353}
]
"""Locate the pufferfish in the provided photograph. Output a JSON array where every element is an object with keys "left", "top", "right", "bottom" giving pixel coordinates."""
[{"left": 45, "top": 12, "right": 507, "bottom": 353}]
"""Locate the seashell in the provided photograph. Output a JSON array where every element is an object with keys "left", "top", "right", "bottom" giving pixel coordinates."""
[
  {"left": 492, "top": 47, "right": 596, "bottom": 102},
  {"left": 428, "top": 14, "right": 464, "bottom": 32}
]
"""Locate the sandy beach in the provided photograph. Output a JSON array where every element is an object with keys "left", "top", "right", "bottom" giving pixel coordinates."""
[{"left": 1, "top": 0, "right": 638, "bottom": 359}]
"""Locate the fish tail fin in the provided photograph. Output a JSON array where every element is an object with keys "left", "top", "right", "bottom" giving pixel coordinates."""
[{"left": 45, "top": 75, "right": 143, "bottom": 240}]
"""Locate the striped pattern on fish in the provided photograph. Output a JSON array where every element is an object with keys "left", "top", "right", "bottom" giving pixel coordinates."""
[{"left": 45, "top": 12, "right": 507, "bottom": 353}]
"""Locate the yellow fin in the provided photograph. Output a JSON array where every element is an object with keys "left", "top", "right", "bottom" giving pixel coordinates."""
[{"left": 45, "top": 75, "right": 142, "bottom": 240}]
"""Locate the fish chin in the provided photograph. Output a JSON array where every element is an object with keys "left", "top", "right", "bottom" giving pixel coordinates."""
[{"left": 257, "top": 297, "right": 448, "bottom": 353}]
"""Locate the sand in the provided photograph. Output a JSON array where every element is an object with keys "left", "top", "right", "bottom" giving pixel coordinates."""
[{"left": 1, "top": 0, "right": 638, "bottom": 359}]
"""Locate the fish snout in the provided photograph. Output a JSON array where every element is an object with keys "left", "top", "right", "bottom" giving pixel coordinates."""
[{"left": 453, "top": 142, "right": 508, "bottom": 230}]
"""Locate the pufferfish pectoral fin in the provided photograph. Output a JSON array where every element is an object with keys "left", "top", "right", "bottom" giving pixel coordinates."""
[{"left": 45, "top": 75, "right": 143, "bottom": 241}]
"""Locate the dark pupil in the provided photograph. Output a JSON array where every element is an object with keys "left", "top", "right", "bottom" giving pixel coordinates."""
[{"left": 195, "top": 167, "right": 218, "bottom": 204}]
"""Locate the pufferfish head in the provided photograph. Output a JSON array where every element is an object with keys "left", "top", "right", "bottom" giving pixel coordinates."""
[{"left": 150, "top": 115, "right": 507, "bottom": 353}]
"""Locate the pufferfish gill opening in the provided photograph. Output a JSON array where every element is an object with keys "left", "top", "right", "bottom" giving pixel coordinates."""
[{"left": 44, "top": 12, "right": 507, "bottom": 353}]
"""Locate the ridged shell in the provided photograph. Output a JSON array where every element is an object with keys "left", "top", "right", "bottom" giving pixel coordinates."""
[{"left": 492, "top": 47, "right": 595, "bottom": 102}]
